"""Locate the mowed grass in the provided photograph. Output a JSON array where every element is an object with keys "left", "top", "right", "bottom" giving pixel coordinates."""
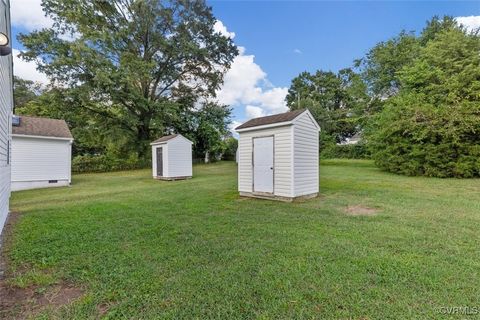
[{"left": 5, "top": 160, "right": 480, "bottom": 319}]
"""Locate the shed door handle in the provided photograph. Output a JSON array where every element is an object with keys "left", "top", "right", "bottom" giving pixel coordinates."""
[{"left": 270, "top": 167, "right": 273, "bottom": 170}]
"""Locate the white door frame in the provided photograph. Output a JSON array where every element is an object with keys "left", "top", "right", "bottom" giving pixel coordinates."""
[{"left": 252, "top": 135, "right": 274, "bottom": 195}]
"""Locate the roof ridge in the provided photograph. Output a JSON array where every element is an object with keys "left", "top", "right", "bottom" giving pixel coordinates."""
[
  {"left": 151, "top": 133, "right": 181, "bottom": 144},
  {"left": 235, "top": 109, "right": 307, "bottom": 130}
]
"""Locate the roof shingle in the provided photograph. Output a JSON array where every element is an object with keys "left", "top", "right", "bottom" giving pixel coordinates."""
[
  {"left": 12, "top": 115, "right": 73, "bottom": 139},
  {"left": 235, "top": 109, "right": 306, "bottom": 130},
  {"left": 151, "top": 134, "right": 179, "bottom": 144}
]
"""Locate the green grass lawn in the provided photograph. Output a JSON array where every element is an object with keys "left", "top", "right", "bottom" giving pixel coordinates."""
[{"left": 4, "top": 160, "right": 480, "bottom": 319}]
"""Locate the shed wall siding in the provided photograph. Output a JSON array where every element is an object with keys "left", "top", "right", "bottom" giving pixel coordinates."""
[
  {"left": 293, "top": 112, "right": 319, "bottom": 196},
  {"left": 167, "top": 138, "right": 192, "bottom": 178},
  {"left": 11, "top": 137, "right": 72, "bottom": 191},
  {"left": 0, "top": 0, "right": 12, "bottom": 233},
  {"left": 238, "top": 126, "right": 293, "bottom": 197}
]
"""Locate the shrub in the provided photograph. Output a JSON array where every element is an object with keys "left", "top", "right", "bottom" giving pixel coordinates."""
[
  {"left": 366, "top": 28, "right": 480, "bottom": 178},
  {"left": 367, "top": 101, "right": 480, "bottom": 178},
  {"left": 222, "top": 137, "right": 238, "bottom": 161},
  {"left": 321, "top": 143, "right": 370, "bottom": 159},
  {"left": 72, "top": 154, "right": 150, "bottom": 173}
]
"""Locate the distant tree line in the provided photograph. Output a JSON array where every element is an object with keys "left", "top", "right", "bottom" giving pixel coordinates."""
[
  {"left": 15, "top": 0, "right": 238, "bottom": 169},
  {"left": 286, "top": 16, "right": 480, "bottom": 178}
]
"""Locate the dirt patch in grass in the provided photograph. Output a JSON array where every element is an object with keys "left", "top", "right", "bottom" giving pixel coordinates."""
[
  {"left": 0, "top": 212, "right": 83, "bottom": 319},
  {"left": 345, "top": 205, "right": 378, "bottom": 216},
  {"left": 96, "top": 302, "right": 112, "bottom": 317},
  {"left": 0, "top": 280, "right": 83, "bottom": 319}
]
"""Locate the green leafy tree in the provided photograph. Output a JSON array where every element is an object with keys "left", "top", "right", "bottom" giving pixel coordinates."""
[
  {"left": 356, "top": 16, "right": 461, "bottom": 100},
  {"left": 286, "top": 68, "right": 367, "bottom": 145},
  {"left": 187, "top": 102, "right": 231, "bottom": 162},
  {"left": 15, "top": 87, "right": 117, "bottom": 156},
  {"left": 19, "top": 0, "right": 238, "bottom": 158},
  {"left": 419, "top": 15, "right": 458, "bottom": 45},
  {"left": 13, "top": 76, "right": 43, "bottom": 109},
  {"left": 222, "top": 136, "right": 238, "bottom": 161},
  {"left": 355, "top": 31, "right": 420, "bottom": 98},
  {"left": 367, "top": 27, "right": 480, "bottom": 177}
]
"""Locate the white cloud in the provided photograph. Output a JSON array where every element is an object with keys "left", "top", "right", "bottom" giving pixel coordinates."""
[
  {"left": 11, "top": 0, "right": 53, "bottom": 30},
  {"left": 214, "top": 20, "right": 236, "bottom": 39},
  {"left": 293, "top": 48, "right": 302, "bottom": 54},
  {"left": 228, "top": 120, "right": 242, "bottom": 134},
  {"left": 216, "top": 42, "right": 288, "bottom": 124},
  {"left": 455, "top": 16, "right": 480, "bottom": 33},
  {"left": 12, "top": 49, "right": 49, "bottom": 84},
  {"left": 216, "top": 47, "right": 266, "bottom": 106},
  {"left": 11, "top": 0, "right": 79, "bottom": 41},
  {"left": 245, "top": 105, "right": 266, "bottom": 119}
]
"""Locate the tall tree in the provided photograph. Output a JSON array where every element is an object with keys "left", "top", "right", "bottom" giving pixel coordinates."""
[
  {"left": 286, "top": 68, "right": 367, "bottom": 144},
  {"left": 13, "top": 76, "right": 43, "bottom": 109},
  {"left": 354, "top": 31, "right": 420, "bottom": 98},
  {"left": 19, "top": 0, "right": 238, "bottom": 157},
  {"left": 419, "top": 15, "right": 458, "bottom": 45},
  {"left": 15, "top": 87, "right": 113, "bottom": 156},
  {"left": 188, "top": 102, "right": 231, "bottom": 162},
  {"left": 355, "top": 15, "right": 461, "bottom": 100}
]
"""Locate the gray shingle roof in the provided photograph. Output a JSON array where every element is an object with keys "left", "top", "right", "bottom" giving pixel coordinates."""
[
  {"left": 151, "top": 134, "right": 179, "bottom": 144},
  {"left": 12, "top": 115, "right": 73, "bottom": 139},
  {"left": 235, "top": 109, "right": 306, "bottom": 130}
]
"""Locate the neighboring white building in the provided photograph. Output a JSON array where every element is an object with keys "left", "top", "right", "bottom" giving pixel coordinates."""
[
  {"left": 11, "top": 116, "right": 73, "bottom": 191},
  {"left": 151, "top": 134, "right": 192, "bottom": 180},
  {"left": 236, "top": 109, "right": 320, "bottom": 202},
  {"left": 0, "top": 0, "right": 12, "bottom": 234},
  {"left": 338, "top": 133, "right": 362, "bottom": 145}
]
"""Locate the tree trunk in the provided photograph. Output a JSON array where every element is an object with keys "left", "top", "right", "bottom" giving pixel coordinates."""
[
  {"left": 204, "top": 150, "right": 209, "bottom": 163},
  {"left": 137, "top": 123, "right": 151, "bottom": 160}
]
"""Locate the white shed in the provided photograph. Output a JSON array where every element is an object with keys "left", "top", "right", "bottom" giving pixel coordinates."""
[
  {"left": 151, "top": 134, "right": 192, "bottom": 180},
  {"left": 11, "top": 115, "right": 73, "bottom": 191},
  {"left": 236, "top": 109, "right": 320, "bottom": 201}
]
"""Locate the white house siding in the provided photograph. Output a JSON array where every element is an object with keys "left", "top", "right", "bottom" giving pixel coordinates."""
[
  {"left": 238, "top": 126, "right": 293, "bottom": 197},
  {"left": 0, "top": 0, "right": 12, "bottom": 233},
  {"left": 11, "top": 136, "right": 72, "bottom": 191},
  {"left": 293, "top": 112, "right": 319, "bottom": 197},
  {"left": 167, "top": 137, "right": 192, "bottom": 178}
]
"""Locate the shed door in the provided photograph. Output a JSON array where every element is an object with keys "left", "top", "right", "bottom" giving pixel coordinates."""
[
  {"left": 156, "top": 147, "right": 163, "bottom": 176},
  {"left": 253, "top": 136, "right": 274, "bottom": 193}
]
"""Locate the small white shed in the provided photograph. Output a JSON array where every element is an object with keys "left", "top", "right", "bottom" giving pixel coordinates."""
[
  {"left": 236, "top": 109, "right": 320, "bottom": 201},
  {"left": 151, "top": 134, "right": 192, "bottom": 180},
  {"left": 11, "top": 115, "right": 73, "bottom": 191}
]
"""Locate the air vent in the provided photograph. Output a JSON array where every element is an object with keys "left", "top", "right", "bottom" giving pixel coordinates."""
[
  {"left": 48, "top": 180, "right": 58, "bottom": 184},
  {"left": 12, "top": 115, "right": 20, "bottom": 127}
]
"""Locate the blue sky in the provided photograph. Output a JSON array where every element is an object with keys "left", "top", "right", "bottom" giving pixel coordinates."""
[
  {"left": 209, "top": 1, "right": 479, "bottom": 126},
  {"left": 211, "top": 1, "right": 479, "bottom": 86},
  {"left": 9, "top": 1, "right": 480, "bottom": 128}
]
